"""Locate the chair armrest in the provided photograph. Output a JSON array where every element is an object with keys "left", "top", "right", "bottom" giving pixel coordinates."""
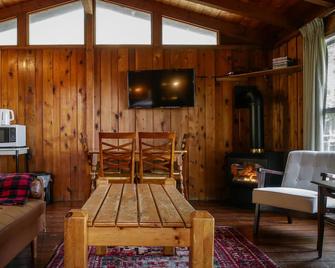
[
  {"left": 321, "top": 172, "right": 335, "bottom": 181},
  {"left": 257, "top": 168, "right": 284, "bottom": 188}
]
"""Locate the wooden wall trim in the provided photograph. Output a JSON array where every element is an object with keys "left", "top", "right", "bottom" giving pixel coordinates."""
[
  {"left": 0, "top": 0, "right": 75, "bottom": 20},
  {"left": 186, "top": 0, "right": 294, "bottom": 29},
  {"left": 17, "top": 13, "right": 27, "bottom": 47}
]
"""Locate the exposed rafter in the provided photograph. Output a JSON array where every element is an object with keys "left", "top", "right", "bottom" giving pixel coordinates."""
[
  {"left": 81, "top": 0, "right": 93, "bottom": 14},
  {"left": 0, "top": 0, "right": 74, "bottom": 20},
  {"left": 110, "top": 0, "right": 267, "bottom": 45},
  {"left": 304, "top": 0, "right": 335, "bottom": 8},
  {"left": 185, "top": 0, "right": 295, "bottom": 29}
]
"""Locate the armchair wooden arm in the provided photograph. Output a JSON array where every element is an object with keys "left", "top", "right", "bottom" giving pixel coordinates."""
[
  {"left": 257, "top": 168, "right": 284, "bottom": 188},
  {"left": 321, "top": 172, "right": 335, "bottom": 181}
]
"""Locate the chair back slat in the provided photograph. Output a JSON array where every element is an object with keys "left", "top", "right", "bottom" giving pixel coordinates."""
[
  {"left": 99, "top": 132, "right": 136, "bottom": 183},
  {"left": 139, "top": 132, "right": 176, "bottom": 183}
]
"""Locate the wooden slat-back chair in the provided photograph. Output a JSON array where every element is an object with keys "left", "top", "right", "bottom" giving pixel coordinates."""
[
  {"left": 138, "top": 132, "right": 176, "bottom": 184},
  {"left": 98, "top": 132, "right": 136, "bottom": 184}
]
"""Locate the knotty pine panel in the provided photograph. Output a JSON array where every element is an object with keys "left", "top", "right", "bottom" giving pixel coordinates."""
[
  {"left": 0, "top": 46, "right": 270, "bottom": 201},
  {"left": 0, "top": 48, "right": 90, "bottom": 201},
  {"left": 94, "top": 47, "right": 240, "bottom": 200},
  {"left": 271, "top": 35, "right": 304, "bottom": 151}
]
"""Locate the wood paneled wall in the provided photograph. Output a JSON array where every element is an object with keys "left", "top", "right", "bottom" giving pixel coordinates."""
[
  {"left": 0, "top": 45, "right": 269, "bottom": 201},
  {"left": 0, "top": 48, "right": 90, "bottom": 201},
  {"left": 271, "top": 35, "right": 303, "bottom": 151},
  {"left": 230, "top": 36, "right": 304, "bottom": 152},
  {"left": 94, "top": 47, "right": 221, "bottom": 200}
]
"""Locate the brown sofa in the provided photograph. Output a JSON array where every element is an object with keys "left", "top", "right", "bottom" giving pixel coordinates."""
[{"left": 0, "top": 198, "right": 46, "bottom": 267}]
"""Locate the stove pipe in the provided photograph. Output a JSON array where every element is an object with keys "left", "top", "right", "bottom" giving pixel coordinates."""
[{"left": 234, "top": 86, "right": 264, "bottom": 153}]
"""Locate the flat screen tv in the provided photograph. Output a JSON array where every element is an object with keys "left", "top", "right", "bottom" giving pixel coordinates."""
[{"left": 128, "top": 69, "right": 195, "bottom": 108}]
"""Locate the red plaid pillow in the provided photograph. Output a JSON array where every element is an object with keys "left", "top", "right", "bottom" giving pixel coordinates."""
[{"left": 0, "top": 174, "right": 33, "bottom": 205}]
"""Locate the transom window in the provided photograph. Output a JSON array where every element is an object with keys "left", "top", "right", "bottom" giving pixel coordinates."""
[
  {"left": 96, "top": 0, "right": 151, "bottom": 45},
  {"left": 0, "top": 18, "right": 17, "bottom": 46},
  {"left": 324, "top": 38, "right": 335, "bottom": 151},
  {"left": 29, "top": 1, "right": 84, "bottom": 45},
  {"left": 162, "top": 17, "right": 218, "bottom": 45}
]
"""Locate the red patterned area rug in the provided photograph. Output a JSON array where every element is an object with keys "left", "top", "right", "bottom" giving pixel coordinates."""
[{"left": 47, "top": 226, "right": 278, "bottom": 268}]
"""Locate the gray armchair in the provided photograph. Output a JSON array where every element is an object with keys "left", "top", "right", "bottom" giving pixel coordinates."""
[{"left": 252, "top": 150, "right": 335, "bottom": 235}]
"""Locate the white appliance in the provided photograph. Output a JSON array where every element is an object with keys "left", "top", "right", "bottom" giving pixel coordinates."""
[
  {"left": 0, "top": 125, "right": 26, "bottom": 147},
  {"left": 0, "top": 109, "right": 15, "bottom": 125}
]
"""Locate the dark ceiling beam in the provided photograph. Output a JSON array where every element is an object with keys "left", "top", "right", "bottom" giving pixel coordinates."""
[
  {"left": 0, "top": 0, "right": 74, "bottom": 19},
  {"left": 186, "top": 0, "right": 295, "bottom": 29},
  {"left": 81, "top": 0, "right": 93, "bottom": 14},
  {"left": 110, "top": 0, "right": 267, "bottom": 45},
  {"left": 304, "top": 0, "right": 335, "bottom": 8}
]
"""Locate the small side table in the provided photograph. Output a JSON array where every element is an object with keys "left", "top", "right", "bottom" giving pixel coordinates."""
[
  {"left": 0, "top": 147, "right": 30, "bottom": 172},
  {"left": 312, "top": 173, "right": 335, "bottom": 258}
]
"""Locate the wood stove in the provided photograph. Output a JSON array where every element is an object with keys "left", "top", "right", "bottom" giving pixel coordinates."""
[{"left": 226, "top": 86, "right": 286, "bottom": 207}]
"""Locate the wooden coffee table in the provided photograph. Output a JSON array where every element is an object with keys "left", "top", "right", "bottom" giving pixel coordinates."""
[{"left": 64, "top": 182, "right": 214, "bottom": 268}]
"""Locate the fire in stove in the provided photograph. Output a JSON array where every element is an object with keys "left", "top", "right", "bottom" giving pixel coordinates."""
[{"left": 230, "top": 163, "right": 262, "bottom": 185}]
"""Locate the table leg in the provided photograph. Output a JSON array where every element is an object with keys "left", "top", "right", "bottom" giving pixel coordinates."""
[
  {"left": 177, "top": 154, "right": 184, "bottom": 196},
  {"left": 96, "top": 246, "right": 107, "bottom": 256},
  {"left": 90, "top": 154, "right": 98, "bottom": 193},
  {"left": 64, "top": 210, "right": 88, "bottom": 268},
  {"left": 15, "top": 150, "right": 19, "bottom": 172},
  {"left": 163, "top": 247, "right": 176, "bottom": 256},
  {"left": 317, "top": 186, "right": 326, "bottom": 258},
  {"left": 190, "top": 211, "right": 214, "bottom": 268},
  {"left": 25, "top": 150, "right": 29, "bottom": 172}
]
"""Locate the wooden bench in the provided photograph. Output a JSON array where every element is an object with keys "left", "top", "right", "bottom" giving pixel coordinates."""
[{"left": 64, "top": 182, "right": 214, "bottom": 268}]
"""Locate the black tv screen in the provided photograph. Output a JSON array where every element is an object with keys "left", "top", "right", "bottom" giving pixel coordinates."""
[{"left": 128, "top": 69, "right": 195, "bottom": 108}]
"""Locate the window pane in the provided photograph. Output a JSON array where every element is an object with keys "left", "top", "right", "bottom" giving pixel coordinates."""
[
  {"left": 96, "top": 0, "right": 151, "bottom": 45},
  {"left": 323, "top": 112, "right": 335, "bottom": 151},
  {"left": 0, "top": 18, "right": 17, "bottom": 46},
  {"left": 29, "top": 2, "right": 84, "bottom": 45},
  {"left": 326, "top": 41, "right": 335, "bottom": 109},
  {"left": 162, "top": 18, "right": 217, "bottom": 45}
]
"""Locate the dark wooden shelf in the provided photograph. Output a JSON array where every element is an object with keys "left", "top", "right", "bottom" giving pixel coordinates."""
[{"left": 216, "top": 65, "right": 302, "bottom": 81}]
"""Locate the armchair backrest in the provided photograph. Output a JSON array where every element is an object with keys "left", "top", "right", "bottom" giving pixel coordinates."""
[{"left": 282, "top": 150, "right": 335, "bottom": 191}]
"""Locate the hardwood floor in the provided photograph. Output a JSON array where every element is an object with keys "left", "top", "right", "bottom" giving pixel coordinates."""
[{"left": 6, "top": 201, "right": 335, "bottom": 268}]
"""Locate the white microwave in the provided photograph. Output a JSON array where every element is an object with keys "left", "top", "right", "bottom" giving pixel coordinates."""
[{"left": 0, "top": 125, "right": 26, "bottom": 147}]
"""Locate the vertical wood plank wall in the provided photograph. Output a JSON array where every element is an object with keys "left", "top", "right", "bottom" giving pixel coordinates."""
[
  {"left": 0, "top": 44, "right": 302, "bottom": 201},
  {"left": 231, "top": 36, "right": 303, "bottom": 153},
  {"left": 0, "top": 48, "right": 90, "bottom": 201},
  {"left": 272, "top": 35, "right": 303, "bottom": 151}
]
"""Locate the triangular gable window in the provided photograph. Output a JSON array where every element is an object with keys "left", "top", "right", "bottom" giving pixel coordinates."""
[
  {"left": 0, "top": 18, "right": 17, "bottom": 46},
  {"left": 162, "top": 17, "right": 217, "bottom": 45},
  {"left": 96, "top": 0, "right": 151, "bottom": 45},
  {"left": 29, "top": 1, "right": 84, "bottom": 45}
]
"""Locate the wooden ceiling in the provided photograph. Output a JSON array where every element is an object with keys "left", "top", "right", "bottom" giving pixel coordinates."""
[{"left": 0, "top": 0, "right": 334, "bottom": 45}]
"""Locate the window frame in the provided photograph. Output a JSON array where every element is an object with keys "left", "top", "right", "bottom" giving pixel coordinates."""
[
  {"left": 95, "top": 0, "right": 153, "bottom": 46},
  {"left": 324, "top": 37, "right": 335, "bottom": 151},
  {"left": 0, "top": 17, "right": 18, "bottom": 47},
  {"left": 27, "top": 1, "right": 85, "bottom": 47},
  {"left": 161, "top": 16, "right": 219, "bottom": 46}
]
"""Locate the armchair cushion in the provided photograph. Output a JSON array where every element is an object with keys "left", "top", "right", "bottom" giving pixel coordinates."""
[
  {"left": 253, "top": 187, "right": 335, "bottom": 213},
  {"left": 282, "top": 151, "right": 335, "bottom": 191}
]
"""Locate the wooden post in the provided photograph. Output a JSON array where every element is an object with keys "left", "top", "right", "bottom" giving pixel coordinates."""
[
  {"left": 30, "top": 237, "right": 37, "bottom": 259},
  {"left": 190, "top": 211, "right": 214, "bottom": 268},
  {"left": 64, "top": 209, "right": 88, "bottom": 268},
  {"left": 164, "top": 177, "right": 176, "bottom": 186},
  {"left": 96, "top": 246, "right": 107, "bottom": 256},
  {"left": 163, "top": 246, "right": 176, "bottom": 256}
]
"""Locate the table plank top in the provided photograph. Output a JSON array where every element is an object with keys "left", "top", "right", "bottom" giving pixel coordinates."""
[
  {"left": 137, "top": 184, "right": 161, "bottom": 227},
  {"left": 312, "top": 179, "right": 335, "bottom": 191},
  {"left": 82, "top": 185, "right": 110, "bottom": 226},
  {"left": 117, "top": 184, "right": 139, "bottom": 227},
  {"left": 94, "top": 184, "right": 123, "bottom": 227},
  {"left": 83, "top": 183, "right": 195, "bottom": 228}
]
